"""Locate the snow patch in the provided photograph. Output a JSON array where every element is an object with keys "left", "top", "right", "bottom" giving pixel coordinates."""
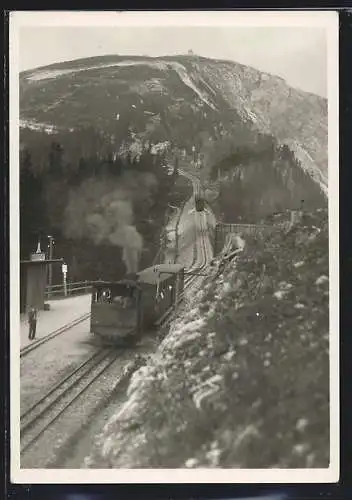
[
  {"left": 315, "top": 275, "right": 329, "bottom": 286},
  {"left": 150, "top": 141, "right": 170, "bottom": 155},
  {"left": 167, "top": 62, "right": 217, "bottom": 110},
  {"left": 244, "top": 108, "right": 259, "bottom": 123},
  {"left": 26, "top": 68, "right": 79, "bottom": 81},
  {"left": 293, "top": 260, "right": 305, "bottom": 268},
  {"left": 296, "top": 418, "right": 309, "bottom": 432},
  {"left": 20, "top": 119, "right": 57, "bottom": 134}
]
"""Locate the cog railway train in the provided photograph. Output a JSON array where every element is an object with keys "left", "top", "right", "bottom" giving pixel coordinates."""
[
  {"left": 90, "top": 263, "right": 185, "bottom": 345},
  {"left": 195, "top": 196, "right": 205, "bottom": 212}
]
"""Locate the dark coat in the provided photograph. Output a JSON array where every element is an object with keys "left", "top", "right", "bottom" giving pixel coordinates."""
[{"left": 28, "top": 308, "right": 37, "bottom": 323}]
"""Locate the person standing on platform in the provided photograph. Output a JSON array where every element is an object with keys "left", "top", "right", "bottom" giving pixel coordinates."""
[{"left": 28, "top": 306, "right": 38, "bottom": 340}]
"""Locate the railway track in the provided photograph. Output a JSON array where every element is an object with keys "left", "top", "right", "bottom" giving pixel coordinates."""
[
  {"left": 20, "top": 347, "right": 117, "bottom": 457},
  {"left": 20, "top": 169, "right": 213, "bottom": 465},
  {"left": 183, "top": 169, "right": 213, "bottom": 288},
  {"left": 20, "top": 244, "right": 206, "bottom": 462},
  {"left": 156, "top": 170, "right": 211, "bottom": 326},
  {"left": 20, "top": 221, "right": 205, "bottom": 362},
  {"left": 21, "top": 272, "right": 199, "bottom": 464},
  {"left": 20, "top": 312, "right": 91, "bottom": 358},
  {"left": 152, "top": 220, "right": 207, "bottom": 328}
]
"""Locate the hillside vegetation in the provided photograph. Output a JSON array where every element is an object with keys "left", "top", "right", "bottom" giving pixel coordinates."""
[
  {"left": 208, "top": 136, "right": 326, "bottom": 223},
  {"left": 20, "top": 54, "right": 328, "bottom": 283},
  {"left": 20, "top": 56, "right": 327, "bottom": 283},
  {"left": 20, "top": 54, "right": 327, "bottom": 192},
  {"left": 20, "top": 132, "right": 191, "bottom": 282},
  {"left": 85, "top": 208, "right": 329, "bottom": 469}
]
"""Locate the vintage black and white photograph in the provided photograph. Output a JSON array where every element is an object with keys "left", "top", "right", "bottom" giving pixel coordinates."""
[{"left": 10, "top": 11, "right": 339, "bottom": 483}]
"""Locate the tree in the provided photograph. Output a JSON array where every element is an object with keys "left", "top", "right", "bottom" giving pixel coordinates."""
[
  {"left": 173, "top": 155, "right": 179, "bottom": 177},
  {"left": 48, "top": 141, "right": 64, "bottom": 179},
  {"left": 20, "top": 148, "right": 48, "bottom": 258}
]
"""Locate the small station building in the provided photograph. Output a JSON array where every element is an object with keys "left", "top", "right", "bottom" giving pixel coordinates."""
[{"left": 20, "top": 242, "right": 63, "bottom": 313}]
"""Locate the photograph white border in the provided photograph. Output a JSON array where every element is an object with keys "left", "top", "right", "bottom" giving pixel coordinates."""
[{"left": 10, "top": 10, "right": 339, "bottom": 484}]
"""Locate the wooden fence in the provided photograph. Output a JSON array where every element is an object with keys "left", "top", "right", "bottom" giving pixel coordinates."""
[
  {"left": 213, "top": 222, "right": 291, "bottom": 255},
  {"left": 44, "top": 280, "right": 93, "bottom": 299}
]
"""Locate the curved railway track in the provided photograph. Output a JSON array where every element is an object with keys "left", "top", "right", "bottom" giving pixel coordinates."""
[
  {"left": 20, "top": 169, "right": 207, "bottom": 360},
  {"left": 20, "top": 226, "right": 209, "bottom": 461},
  {"left": 20, "top": 168, "right": 213, "bottom": 465},
  {"left": 156, "top": 212, "right": 210, "bottom": 328},
  {"left": 183, "top": 169, "right": 213, "bottom": 288}
]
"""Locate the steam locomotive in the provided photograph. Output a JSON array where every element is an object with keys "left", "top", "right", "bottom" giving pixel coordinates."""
[{"left": 90, "top": 263, "right": 185, "bottom": 345}]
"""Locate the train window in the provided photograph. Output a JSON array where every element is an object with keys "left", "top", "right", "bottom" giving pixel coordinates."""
[
  {"left": 113, "top": 295, "right": 124, "bottom": 305},
  {"left": 94, "top": 289, "right": 112, "bottom": 303},
  {"left": 93, "top": 285, "right": 138, "bottom": 307},
  {"left": 113, "top": 295, "right": 135, "bottom": 308}
]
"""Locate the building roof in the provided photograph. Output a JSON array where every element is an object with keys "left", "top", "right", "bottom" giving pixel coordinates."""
[{"left": 20, "top": 258, "right": 63, "bottom": 265}]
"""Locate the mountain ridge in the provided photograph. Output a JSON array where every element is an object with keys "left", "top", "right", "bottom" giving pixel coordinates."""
[
  {"left": 20, "top": 53, "right": 328, "bottom": 195},
  {"left": 20, "top": 53, "right": 323, "bottom": 98}
]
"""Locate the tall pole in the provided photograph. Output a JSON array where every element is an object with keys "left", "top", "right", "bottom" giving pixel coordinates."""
[
  {"left": 192, "top": 145, "right": 196, "bottom": 165},
  {"left": 48, "top": 235, "right": 54, "bottom": 298},
  {"left": 162, "top": 230, "right": 167, "bottom": 264},
  {"left": 174, "top": 154, "right": 179, "bottom": 175},
  {"left": 175, "top": 217, "right": 180, "bottom": 264},
  {"left": 62, "top": 263, "right": 68, "bottom": 297},
  {"left": 64, "top": 272, "right": 67, "bottom": 296}
]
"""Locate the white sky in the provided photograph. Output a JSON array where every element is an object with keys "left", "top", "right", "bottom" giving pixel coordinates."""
[{"left": 19, "top": 25, "right": 327, "bottom": 97}]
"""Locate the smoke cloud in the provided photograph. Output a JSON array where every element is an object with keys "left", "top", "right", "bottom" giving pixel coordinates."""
[{"left": 64, "top": 171, "right": 157, "bottom": 273}]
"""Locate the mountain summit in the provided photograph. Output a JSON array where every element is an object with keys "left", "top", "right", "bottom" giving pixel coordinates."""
[{"left": 20, "top": 54, "right": 327, "bottom": 194}]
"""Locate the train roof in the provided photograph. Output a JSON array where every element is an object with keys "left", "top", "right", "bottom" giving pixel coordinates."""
[
  {"left": 137, "top": 263, "right": 184, "bottom": 285},
  {"left": 91, "top": 279, "right": 141, "bottom": 289},
  {"left": 90, "top": 264, "right": 184, "bottom": 288}
]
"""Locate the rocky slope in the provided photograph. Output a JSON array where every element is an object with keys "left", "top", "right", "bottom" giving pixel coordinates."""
[
  {"left": 207, "top": 139, "right": 327, "bottom": 223},
  {"left": 85, "top": 208, "right": 329, "bottom": 468},
  {"left": 20, "top": 54, "right": 328, "bottom": 193}
]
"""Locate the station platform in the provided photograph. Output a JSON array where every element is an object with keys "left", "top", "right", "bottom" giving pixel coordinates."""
[{"left": 20, "top": 294, "right": 91, "bottom": 350}]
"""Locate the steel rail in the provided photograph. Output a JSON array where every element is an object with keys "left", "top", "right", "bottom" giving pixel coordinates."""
[
  {"left": 20, "top": 313, "right": 91, "bottom": 358},
  {"left": 20, "top": 166, "right": 212, "bottom": 458},
  {"left": 20, "top": 349, "right": 118, "bottom": 455},
  {"left": 20, "top": 349, "right": 107, "bottom": 423}
]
